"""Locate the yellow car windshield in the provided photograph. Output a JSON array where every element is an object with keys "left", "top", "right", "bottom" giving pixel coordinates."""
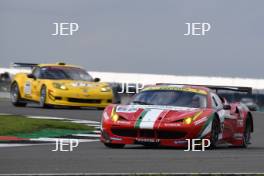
[
  {"left": 131, "top": 90, "right": 207, "bottom": 108},
  {"left": 39, "top": 66, "right": 93, "bottom": 81}
]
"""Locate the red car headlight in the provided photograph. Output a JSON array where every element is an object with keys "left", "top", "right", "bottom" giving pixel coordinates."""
[
  {"left": 183, "top": 111, "right": 203, "bottom": 125},
  {"left": 103, "top": 107, "right": 119, "bottom": 122},
  {"left": 183, "top": 117, "right": 193, "bottom": 125}
]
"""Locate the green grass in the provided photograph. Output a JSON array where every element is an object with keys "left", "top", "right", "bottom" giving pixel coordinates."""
[{"left": 0, "top": 115, "right": 94, "bottom": 136}]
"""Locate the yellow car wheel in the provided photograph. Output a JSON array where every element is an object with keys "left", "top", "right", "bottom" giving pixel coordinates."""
[
  {"left": 10, "top": 82, "right": 27, "bottom": 107},
  {"left": 39, "top": 86, "right": 50, "bottom": 108}
]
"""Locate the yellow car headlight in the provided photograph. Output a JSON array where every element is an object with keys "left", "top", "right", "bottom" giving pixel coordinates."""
[
  {"left": 101, "top": 87, "right": 111, "bottom": 92},
  {"left": 52, "top": 83, "right": 68, "bottom": 90}
]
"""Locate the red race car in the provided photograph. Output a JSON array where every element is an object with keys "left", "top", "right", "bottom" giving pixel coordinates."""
[{"left": 100, "top": 84, "right": 254, "bottom": 149}]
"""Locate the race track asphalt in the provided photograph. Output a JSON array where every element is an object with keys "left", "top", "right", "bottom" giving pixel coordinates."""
[
  {"left": 0, "top": 99, "right": 102, "bottom": 121},
  {"left": 0, "top": 99, "right": 264, "bottom": 174}
]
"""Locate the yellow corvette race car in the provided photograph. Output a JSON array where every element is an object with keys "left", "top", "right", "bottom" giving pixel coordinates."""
[{"left": 10, "top": 63, "right": 114, "bottom": 108}]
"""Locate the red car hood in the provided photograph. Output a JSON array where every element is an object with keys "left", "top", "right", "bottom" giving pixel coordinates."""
[{"left": 114, "top": 105, "right": 204, "bottom": 122}]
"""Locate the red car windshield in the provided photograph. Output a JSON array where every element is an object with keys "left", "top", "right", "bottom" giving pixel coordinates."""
[
  {"left": 131, "top": 90, "right": 207, "bottom": 108},
  {"left": 39, "top": 66, "right": 93, "bottom": 81}
]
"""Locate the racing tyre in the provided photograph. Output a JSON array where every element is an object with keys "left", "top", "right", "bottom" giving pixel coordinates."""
[
  {"left": 210, "top": 117, "right": 220, "bottom": 149},
  {"left": 10, "top": 82, "right": 27, "bottom": 107},
  {"left": 104, "top": 143, "right": 125, "bottom": 148},
  {"left": 39, "top": 86, "right": 50, "bottom": 108},
  {"left": 241, "top": 118, "right": 252, "bottom": 148}
]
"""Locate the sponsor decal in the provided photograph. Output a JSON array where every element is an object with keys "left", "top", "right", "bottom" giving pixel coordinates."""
[
  {"left": 117, "top": 121, "right": 131, "bottom": 125},
  {"left": 194, "top": 116, "right": 207, "bottom": 126},
  {"left": 135, "top": 138, "right": 160, "bottom": 143},
  {"left": 24, "top": 81, "right": 31, "bottom": 95},
  {"left": 110, "top": 137, "right": 122, "bottom": 141},
  {"left": 174, "top": 140, "right": 188, "bottom": 144},
  {"left": 237, "top": 119, "right": 244, "bottom": 127},
  {"left": 116, "top": 105, "right": 138, "bottom": 113},
  {"left": 143, "top": 86, "right": 207, "bottom": 95},
  {"left": 234, "top": 133, "right": 243, "bottom": 139},
  {"left": 72, "top": 82, "right": 94, "bottom": 87},
  {"left": 164, "top": 123, "right": 182, "bottom": 127}
]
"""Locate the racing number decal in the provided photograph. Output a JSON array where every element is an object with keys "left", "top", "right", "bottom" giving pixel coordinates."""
[{"left": 24, "top": 81, "right": 32, "bottom": 95}]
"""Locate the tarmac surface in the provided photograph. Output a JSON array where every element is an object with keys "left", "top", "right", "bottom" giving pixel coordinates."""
[{"left": 0, "top": 100, "right": 264, "bottom": 174}]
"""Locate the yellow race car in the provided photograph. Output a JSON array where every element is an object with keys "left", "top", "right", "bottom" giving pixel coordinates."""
[{"left": 10, "top": 63, "right": 114, "bottom": 108}]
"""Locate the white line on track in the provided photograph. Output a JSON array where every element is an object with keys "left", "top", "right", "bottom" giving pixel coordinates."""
[
  {"left": 72, "top": 134, "right": 100, "bottom": 138},
  {"left": 0, "top": 144, "right": 38, "bottom": 147},
  {"left": 86, "top": 124, "right": 101, "bottom": 127},
  {"left": 0, "top": 139, "right": 100, "bottom": 148},
  {"left": 70, "top": 120, "right": 100, "bottom": 124},
  {"left": 30, "top": 138, "right": 99, "bottom": 142},
  {"left": 0, "top": 113, "right": 101, "bottom": 125},
  {"left": 27, "top": 116, "right": 68, "bottom": 120}
]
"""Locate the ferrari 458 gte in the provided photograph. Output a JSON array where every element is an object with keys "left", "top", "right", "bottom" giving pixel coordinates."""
[
  {"left": 101, "top": 84, "right": 253, "bottom": 149},
  {"left": 10, "top": 63, "right": 114, "bottom": 108}
]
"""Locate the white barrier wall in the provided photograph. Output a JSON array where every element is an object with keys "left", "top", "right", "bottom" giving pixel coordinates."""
[
  {"left": 1, "top": 68, "right": 264, "bottom": 90},
  {"left": 0, "top": 68, "right": 31, "bottom": 75},
  {"left": 90, "top": 71, "right": 264, "bottom": 90}
]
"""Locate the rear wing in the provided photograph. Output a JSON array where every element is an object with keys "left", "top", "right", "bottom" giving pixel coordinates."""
[
  {"left": 203, "top": 85, "right": 252, "bottom": 95},
  {"left": 10, "top": 62, "right": 38, "bottom": 69},
  {"left": 156, "top": 83, "right": 252, "bottom": 95}
]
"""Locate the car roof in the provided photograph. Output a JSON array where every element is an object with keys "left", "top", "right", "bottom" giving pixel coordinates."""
[{"left": 37, "top": 63, "right": 84, "bottom": 69}]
